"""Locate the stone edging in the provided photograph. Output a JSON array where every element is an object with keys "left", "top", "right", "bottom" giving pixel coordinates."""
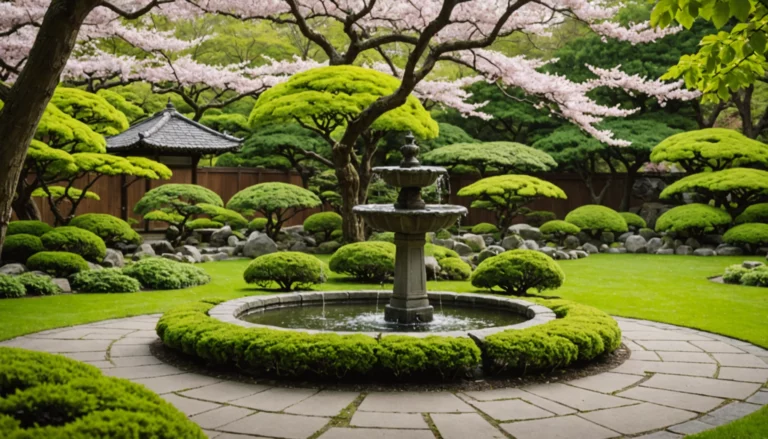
[{"left": 208, "top": 290, "right": 555, "bottom": 339}]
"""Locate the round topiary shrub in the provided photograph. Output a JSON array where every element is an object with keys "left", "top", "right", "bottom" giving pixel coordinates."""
[
  {"left": 471, "top": 249, "right": 565, "bottom": 295},
  {"left": 186, "top": 218, "right": 223, "bottom": 230},
  {"left": 471, "top": 223, "right": 499, "bottom": 234},
  {"left": 369, "top": 231, "right": 395, "bottom": 243},
  {"left": 735, "top": 203, "right": 768, "bottom": 224},
  {"left": 540, "top": 220, "right": 581, "bottom": 237},
  {"left": 69, "top": 214, "right": 142, "bottom": 247},
  {"left": 16, "top": 273, "right": 60, "bottom": 296},
  {"left": 439, "top": 257, "right": 472, "bottom": 280},
  {"left": 723, "top": 264, "right": 749, "bottom": 284},
  {"left": 741, "top": 266, "right": 768, "bottom": 287},
  {"left": 1, "top": 234, "right": 43, "bottom": 263},
  {"left": 619, "top": 212, "right": 647, "bottom": 229},
  {"left": 41, "top": 226, "right": 106, "bottom": 262},
  {"left": 303, "top": 212, "right": 343, "bottom": 242},
  {"left": 122, "top": 258, "right": 210, "bottom": 290},
  {"left": 243, "top": 252, "right": 326, "bottom": 291},
  {"left": 0, "top": 274, "right": 26, "bottom": 298},
  {"left": 329, "top": 242, "right": 395, "bottom": 282},
  {"left": 71, "top": 268, "right": 142, "bottom": 293},
  {"left": 425, "top": 243, "right": 460, "bottom": 261},
  {"left": 0, "top": 347, "right": 205, "bottom": 438},
  {"left": 6, "top": 220, "right": 53, "bottom": 237},
  {"left": 436, "top": 229, "right": 452, "bottom": 239},
  {"left": 723, "top": 223, "right": 768, "bottom": 249},
  {"left": 655, "top": 204, "right": 732, "bottom": 237},
  {"left": 564, "top": 205, "right": 627, "bottom": 236},
  {"left": 249, "top": 217, "right": 268, "bottom": 232},
  {"left": 26, "top": 251, "right": 89, "bottom": 277}
]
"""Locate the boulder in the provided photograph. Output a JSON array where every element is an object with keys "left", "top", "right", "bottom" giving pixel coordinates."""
[
  {"left": 483, "top": 236, "right": 496, "bottom": 247},
  {"left": 508, "top": 224, "right": 542, "bottom": 241},
  {"left": 200, "top": 247, "right": 219, "bottom": 254},
  {"left": 501, "top": 235, "right": 524, "bottom": 250},
  {"left": 303, "top": 236, "right": 317, "bottom": 247},
  {"left": 743, "top": 261, "right": 764, "bottom": 269},
  {"left": 148, "top": 240, "right": 174, "bottom": 255},
  {"left": 717, "top": 246, "right": 744, "bottom": 256},
  {"left": 247, "top": 231, "right": 261, "bottom": 241},
  {"left": 87, "top": 262, "right": 103, "bottom": 271},
  {"left": 563, "top": 235, "right": 580, "bottom": 250},
  {"left": 182, "top": 255, "right": 197, "bottom": 264},
  {"left": 607, "top": 248, "right": 621, "bottom": 254},
  {"left": 0, "top": 263, "right": 26, "bottom": 275},
  {"left": 178, "top": 245, "right": 203, "bottom": 263},
  {"left": 656, "top": 248, "right": 675, "bottom": 255},
  {"left": 164, "top": 225, "right": 180, "bottom": 242},
  {"left": 507, "top": 223, "right": 534, "bottom": 235},
  {"left": 53, "top": 278, "right": 71, "bottom": 293},
  {"left": 425, "top": 256, "right": 441, "bottom": 278},
  {"left": 694, "top": 248, "right": 716, "bottom": 256},
  {"left": 569, "top": 250, "right": 589, "bottom": 259},
  {"left": 675, "top": 245, "right": 694, "bottom": 255},
  {"left": 461, "top": 234, "right": 486, "bottom": 252},
  {"left": 599, "top": 244, "right": 610, "bottom": 253},
  {"left": 211, "top": 252, "right": 229, "bottom": 261},
  {"left": 184, "top": 236, "right": 200, "bottom": 246},
  {"left": 637, "top": 202, "right": 673, "bottom": 229},
  {"left": 290, "top": 241, "right": 310, "bottom": 252},
  {"left": 227, "top": 235, "right": 240, "bottom": 247},
  {"left": 201, "top": 255, "right": 215, "bottom": 263},
  {"left": 523, "top": 240, "right": 539, "bottom": 251},
  {"left": 646, "top": 237, "right": 663, "bottom": 255},
  {"left": 555, "top": 250, "right": 571, "bottom": 260},
  {"left": 316, "top": 241, "right": 341, "bottom": 255},
  {"left": 432, "top": 238, "right": 456, "bottom": 250},
  {"left": 684, "top": 237, "right": 701, "bottom": 250},
  {"left": 283, "top": 225, "right": 304, "bottom": 234},
  {"left": 600, "top": 232, "right": 615, "bottom": 244},
  {"left": 243, "top": 234, "right": 278, "bottom": 258},
  {"left": 478, "top": 246, "right": 504, "bottom": 263},
  {"left": 618, "top": 232, "right": 633, "bottom": 243},
  {"left": 210, "top": 226, "right": 233, "bottom": 247},
  {"left": 577, "top": 231, "right": 592, "bottom": 245},
  {"left": 161, "top": 253, "right": 183, "bottom": 262},
  {"left": 132, "top": 243, "right": 156, "bottom": 260},
  {"left": 625, "top": 235, "right": 648, "bottom": 254},
  {"left": 114, "top": 242, "right": 138, "bottom": 255},
  {"left": 453, "top": 242, "right": 474, "bottom": 256},
  {"left": 218, "top": 246, "right": 236, "bottom": 256},
  {"left": 639, "top": 228, "right": 658, "bottom": 241},
  {"left": 673, "top": 239, "right": 684, "bottom": 249},
  {"left": 583, "top": 243, "right": 599, "bottom": 254},
  {"left": 234, "top": 242, "right": 245, "bottom": 256}
]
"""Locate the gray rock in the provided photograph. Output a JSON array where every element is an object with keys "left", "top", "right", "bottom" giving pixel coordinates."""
[
  {"left": 478, "top": 246, "right": 504, "bottom": 263},
  {"left": 234, "top": 241, "right": 245, "bottom": 256},
  {"left": 656, "top": 248, "right": 675, "bottom": 255},
  {"left": 638, "top": 228, "right": 657, "bottom": 241},
  {"left": 685, "top": 237, "right": 701, "bottom": 250},
  {"left": 303, "top": 236, "right": 317, "bottom": 247},
  {"left": 702, "top": 234, "right": 724, "bottom": 246},
  {"left": 647, "top": 237, "right": 663, "bottom": 255},
  {"left": 200, "top": 247, "right": 219, "bottom": 254},
  {"left": 563, "top": 235, "right": 580, "bottom": 250},
  {"left": 0, "top": 263, "right": 26, "bottom": 275},
  {"left": 184, "top": 236, "right": 199, "bottom": 246},
  {"left": 583, "top": 243, "right": 599, "bottom": 254},
  {"left": 570, "top": 250, "right": 589, "bottom": 259},
  {"left": 211, "top": 252, "right": 229, "bottom": 261},
  {"left": 201, "top": 255, "right": 214, "bottom": 263},
  {"left": 507, "top": 223, "right": 534, "bottom": 235},
  {"left": 483, "top": 236, "right": 496, "bottom": 247},
  {"left": 674, "top": 239, "right": 685, "bottom": 249},
  {"left": 625, "top": 235, "right": 648, "bottom": 254},
  {"left": 210, "top": 226, "right": 233, "bottom": 247},
  {"left": 461, "top": 234, "right": 486, "bottom": 252},
  {"left": 316, "top": 241, "right": 341, "bottom": 254},
  {"left": 599, "top": 243, "right": 610, "bottom": 253},
  {"left": 523, "top": 240, "right": 539, "bottom": 251},
  {"left": 425, "top": 256, "right": 440, "bottom": 278},
  {"left": 577, "top": 231, "right": 592, "bottom": 245},
  {"left": 283, "top": 225, "right": 304, "bottom": 234},
  {"left": 243, "top": 234, "right": 278, "bottom": 258},
  {"left": 432, "top": 238, "right": 456, "bottom": 250},
  {"left": 178, "top": 245, "right": 202, "bottom": 263},
  {"left": 86, "top": 262, "right": 103, "bottom": 271},
  {"left": 539, "top": 246, "right": 556, "bottom": 257},
  {"left": 618, "top": 232, "right": 633, "bottom": 243},
  {"left": 555, "top": 250, "right": 571, "bottom": 260},
  {"left": 743, "top": 261, "right": 764, "bottom": 269},
  {"left": 501, "top": 235, "right": 524, "bottom": 250},
  {"left": 148, "top": 240, "right": 174, "bottom": 255},
  {"left": 291, "top": 241, "right": 310, "bottom": 252},
  {"left": 53, "top": 278, "right": 71, "bottom": 293},
  {"left": 161, "top": 253, "right": 183, "bottom": 262},
  {"left": 694, "top": 248, "right": 716, "bottom": 256},
  {"left": 453, "top": 242, "right": 474, "bottom": 256},
  {"left": 247, "top": 231, "right": 261, "bottom": 241},
  {"left": 508, "top": 224, "right": 542, "bottom": 241},
  {"left": 165, "top": 225, "right": 180, "bottom": 242},
  {"left": 470, "top": 254, "right": 480, "bottom": 265},
  {"left": 181, "top": 255, "right": 196, "bottom": 264},
  {"left": 637, "top": 202, "right": 673, "bottom": 229},
  {"left": 137, "top": 243, "right": 155, "bottom": 256},
  {"left": 114, "top": 242, "right": 137, "bottom": 255},
  {"left": 675, "top": 245, "right": 694, "bottom": 255},
  {"left": 227, "top": 235, "right": 240, "bottom": 247},
  {"left": 600, "top": 231, "right": 615, "bottom": 244},
  {"left": 607, "top": 248, "right": 621, "bottom": 254},
  {"left": 718, "top": 246, "right": 744, "bottom": 256},
  {"left": 218, "top": 246, "right": 236, "bottom": 256}
]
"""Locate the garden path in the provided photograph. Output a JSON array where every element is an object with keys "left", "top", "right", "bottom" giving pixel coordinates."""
[{"left": 2, "top": 315, "right": 767, "bottom": 439}]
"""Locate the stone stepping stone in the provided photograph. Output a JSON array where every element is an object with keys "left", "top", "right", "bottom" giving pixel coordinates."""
[{"left": 580, "top": 402, "right": 696, "bottom": 435}]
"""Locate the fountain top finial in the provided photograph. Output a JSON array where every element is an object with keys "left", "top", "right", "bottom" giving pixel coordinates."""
[{"left": 399, "top": 132, "right": 420, "bottom": 168}]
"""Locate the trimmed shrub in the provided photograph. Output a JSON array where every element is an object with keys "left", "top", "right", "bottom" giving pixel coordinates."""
[
  {"left": 655, "top": 204, "right": 732, "bottom": 237},
  {"left": 123, "top": 258, "right": 210, "bottom": 290},
  {"left": 471, "top": 249, "right": 565, "bottom": 295},
  {"left": 248, "top": 217, "right": 268, "bottom": 232},
  {"left": 619, "top": 212, "right": 647, "bottom": 229},
  {"left": 377, "top": 335, "right": 481, "bottom": 379},
  {"left": 41, "top": 227, "right": 106, "bottom": 262},
  {"left": 69, "top": 213, "right": 142, "bottom": 247},
  {"left": 16, "top": 273, "right": 60, "bottom": 296},
  {"left": 540, "top": 220, "right": 581, "bottom": 237},
  {"left": 741, "top": 267, "right": 768, "bottom": 287},
  {"left": 0, "top": 275, "right": 25, "bottom": 298},
  {"left": 425, "top": 243, "right": 460, "bottom": 261},
  {"left": 303, "top": 212, "right": 343, "bottom": 241},
  {"left": 329, "top": 242, "right": 395, "bottom": 282},
  {"left": 369, "top": 231, "right": 395, "bottom": 243},
  {"left": 0, "top": 347, "right": 204, "bottom": 438},
  {"left": 26, "top": 251, "right": 89, "bottom": 277},
  {"left": 471, "top": 223, "right": 499, "bottom": 234},
  {"left": 436, "top": 229, "right": 452, "bottom": 239},
  {"left": 71, "top": 268, "right": 142, "bottom": 293},
  {"left": 331, "top": 229, "right": 343, "bottom": 241},
  {"left": 244, "top": 252, "right": 326, "bottom": 291},
  {"left": 1, "top": 234, "right": 43, "bottom": 263},
  {"left": 524, "top": 210, "right": 556, "bottom": 227},
  {"left": 735, "top": 203, "right": 768, "bottom": 224},
  {"left": 723, "top": 223, "right": 768, "bottom": 248},
  {"left": 7, "top": 220, "right": 53, "bottom": 237},
  {"left": 439, "top": 257, "right": 472, "bottom": 280},
  {"left": 186, "top": 218, "right": 223, "bottom": 230},
  {"left": 564, "top": 205, "right": 627, "bottom": 236},
  {"left": 723, "top": 265, "right": 749, "bottom": 284}
]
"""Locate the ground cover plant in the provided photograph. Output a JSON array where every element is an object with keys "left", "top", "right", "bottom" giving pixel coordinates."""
[{"left": 71, "top": 269, "right": 142, "bottom": 293}]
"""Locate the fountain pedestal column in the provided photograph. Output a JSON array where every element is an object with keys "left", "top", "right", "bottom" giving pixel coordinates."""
[{"left": 384, "top": 232, "right": 433, "bottom": 324}]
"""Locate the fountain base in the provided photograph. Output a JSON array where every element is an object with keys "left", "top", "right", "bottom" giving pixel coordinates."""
[{"left": 384, "top": 304, "right": 434, "bottom": 325}]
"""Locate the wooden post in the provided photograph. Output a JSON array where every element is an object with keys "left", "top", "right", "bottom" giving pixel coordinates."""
[
  {"left": 192, "top": 154, "right": 200, "bottom": 185},
  {"left": 120, "top": 174, "right": 127, "bottom": 221}
]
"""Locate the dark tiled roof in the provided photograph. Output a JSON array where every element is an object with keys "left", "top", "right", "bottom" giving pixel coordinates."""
[{"left": 107, "top": 102, "right": 242, "bottom": 155}]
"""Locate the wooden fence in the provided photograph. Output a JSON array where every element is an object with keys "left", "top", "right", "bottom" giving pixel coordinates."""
[{"left": 28, "top": 167, "right": 641, "bottom": 229}]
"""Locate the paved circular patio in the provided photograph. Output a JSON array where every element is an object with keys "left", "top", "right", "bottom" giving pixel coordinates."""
[{"left": 2, "top": 316, "right": 766, "bottom": 439}]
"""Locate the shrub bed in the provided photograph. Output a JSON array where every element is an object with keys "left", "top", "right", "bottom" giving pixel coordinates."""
[
  {"left": 439, "top": 257, "right": 472, "bottom": 280},
  {"left": 471, "top": 249, "right": 565, "bottom": 295},
  {"left": 329, "top": 242, "right": 395, "bottom": 282},
  {"left": 304, "top": 212, "right": 343, "bottom": 242},
  {"left": 26, "top": 251, "right": 89, "bottom": 277},
  {"left": 186, "top": 218, "right": 223, "bottom": 230},
  {"left": 69, "top": 214, "right": 142, "bottom": 247},
  {"left": 425, "top": 243, "right": 460, "bottom": 261},
  {"left": 71, "top": 269, "right": 142, "bottom": 293},
  {"left": 0, "top": 275, "right": 26, "bottom": 299},
  {"left": 723, "top": 223, "right": 768, "bottom": 249},
  {"left": 243, "top": 252, "right": 325, "bottom": 291},
  {"left": 0, "top": 347, "right": 204, "bottom": 438},
  {"left": 723, "top": 263, "right": 768, "bottom": 287},
  {"left": 122, "top": 258, "right": 210, "bottom": 290},
  {"left": 41, "top": 227, "right": 106, "bottom": 262},
  {"left": 7, "top": 220, "right": 53, "bottom": 237},
  {"left": 565, "top": 205, "right": 627, "bottom": 236},
  {"left": 1, "top": 234, "right": 44, "bottom": 263},
  {"left": 16, "top": 273, "right": 60, "bottom": 296}
]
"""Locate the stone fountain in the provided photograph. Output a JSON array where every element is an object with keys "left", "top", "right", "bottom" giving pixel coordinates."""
[{"left": 353, "top": 134, "right": 467, "bottom": 324}]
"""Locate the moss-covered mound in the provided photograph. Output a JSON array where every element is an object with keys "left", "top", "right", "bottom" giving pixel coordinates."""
[
  {"left": 655, "top": 204, "right": 732, "bottom": 237},
  {"left": 7, "top": 220, "right": 53, "bottom": 237},
  {"left": 565, "top": 205, "right": 628, "bottom": 236},
  {"left": 1, "top": 234, "right": 44, "bottom": 263},
  {"left": 724, "top": 223, "right": 768, "bottom": 248},
  {"left": 41, "top": 227, "right": 106, "bottom": 262},
  {"left": 0, "top": 347, "right": 204, "bottom": 438},
  {"left": 619, "top": 212, "right": 647, "bottom": 229},
  {"left": 69, "top": 214, "right": 142, "bottom": 246},
  {"left": 26, "top": 251, "right": 89, "bottom": 277}
]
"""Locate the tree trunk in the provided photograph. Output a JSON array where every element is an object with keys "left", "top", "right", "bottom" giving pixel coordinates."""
[
  {"left": 0, "top": 0, "right": 98, "bottom": 259},
  {"left": 619, "top": 170, "right": 637, "bottom": 212},
  {"left": 11, "top": 196, "right": 41, "bottom": 221},
  {"left": 334, "top": 145, "right": 364, "bottom": 242}
]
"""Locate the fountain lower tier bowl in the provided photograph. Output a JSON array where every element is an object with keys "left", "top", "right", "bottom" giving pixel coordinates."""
[
  {"left": 373, "top": 166, "right": 447, "bottom": 188},
  {"left": 353, "top": 204, "right": 467, "bottom": 234}
]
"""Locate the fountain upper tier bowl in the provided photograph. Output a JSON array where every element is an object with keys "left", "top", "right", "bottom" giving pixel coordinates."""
[
  {"left": 354, "top": 204, "right": 467, "bottom": 234},
  {"left": 373, "top": 165, "right": 448, "bottom": 188}
]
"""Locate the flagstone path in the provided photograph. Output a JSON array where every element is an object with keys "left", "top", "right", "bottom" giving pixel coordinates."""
[{"left": 2, "top": 315, "right": 766, "bottom": 439}]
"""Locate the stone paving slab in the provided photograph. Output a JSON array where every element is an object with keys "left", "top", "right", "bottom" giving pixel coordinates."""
[
  {"left": 718, "top": 366, "right": 768, "bottom": 383},
  {"left": 318, "top": 428, "right": 435, "bottom": 439},
  {"left": 523, "top": 383, "right": 636, "bottom": 411},
  {"left": 471, "top": 398, "right": 554, "bottom": 421},
  {"left": 190, "top": 406, "right": 255, "bottom": 429},
  {"left": 181, "top": 381, "right": 272, "bottom": 403},
  {"left": 668, "top": 419, "right": 713, "bottom": 435},
  {"left": 691, "top": 340, "right": 746, "bottom": 353},
  {"left": 566, "top": 372, "right": 644, "bottom": 393},
  {"left": 712, "top": 353, "right": 768, "bottom": 368},
  {"left": 132, "top": 373, "right": 222, "bottom": 394},
  {"left": 284, "top": 391, "right": 359, "bottom": 416},
  {"left": 610, "top": 359, "right": 717, "bottom": 377},
  {"left": 357, "top": 392, "right": 474, "bottom": 413},
  {"left": 103, "top": 364, "right": 184, "bottom": 379},
  {"left": 501, "top": 415, "right": 619, "bottom": 439},
  {"left": 579, "top": 402, "right": 696, "bottom": 435},
  {"left": 641, "top": 374, "right": 762, "bottom": 399},
  {"left": 629, "top": 350, "right": 661, "bottom": 361},
  {"left": 431, "top": 413, "right": 506, "bottom": 439},
  {"left": 747, "top": 390, "right": 768, "bottom": 405},
  {"left": 697, "top": 402, "right": 762, "bottom": 426},
  {"left": 635, "top": 432, "right": 683, "bottom": 439},
  {"left": 161, "top": 393, "right": 222, "bottom": 416},
  {"left": 657, "top": 351, "right": 716, "bottom": 363},
  {"left": 617, "top": 386, "right": 724, "bottom": 412},
  {"left": 109, "top": 355, "right": 163, "bottom": 367},
  {"left": 231, "top": 387, "right": 318, "bottom": 412},
  {"left": 350, "top": 412, "right": 429, "bottom": 429},
  {"left": 635, "top": 341, "right": 703, "bottom": 352},
  {"left": 219, "top": 412, "right": 328, "bottom": 439}
]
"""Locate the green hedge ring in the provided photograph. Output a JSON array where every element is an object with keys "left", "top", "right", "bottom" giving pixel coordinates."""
[{"left": 0, "top": 347, "right": 204, "bottom": 438}]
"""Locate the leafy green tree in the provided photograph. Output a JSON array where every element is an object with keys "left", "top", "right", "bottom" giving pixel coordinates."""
[
  {"left": 97, "top": 89, "right": 146, "bottom": 123},
  {"left": 422, "top": 142, "right": 557, "bottom": 178},
  {"left": 227, "top": 182, "right": 322, "bottom": 239},
  {"left": 199, "top": 113, "right": 251, "bottom": 139},
  {"left": 457, "top": 175, "right": 567, "bottom": 236},
  {"left": 660, "top": 168, "right": 768, "bottom": 216},
  {"left": 249, "top": 65, "right": 438, "bottom": 240},
  {"left": 651, "top": 128, "right": 768, "bottom": 173},
  {"left": 49, "top": 87, "right": 129, "bottom": 136},
  {"left": 308, "top": 170, "right": 342, "bottom": 213},
  {"left": 134, "top": 184, "right": 224, "bottom": 242}
]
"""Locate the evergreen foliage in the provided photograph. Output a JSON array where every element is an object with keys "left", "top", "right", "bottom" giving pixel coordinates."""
[
  {"left": 439, "top": 257, "right": 472, "bottom": 280},
  {"left": 724, "top": 223, "right": 768, "bottom": 248},
  {"left": 199, "top": 113, "right": 250, "bottom": 138},
  {"left": 303, "top": 212, "right": 343, "bottom": 241},
  {"left": 71, "top": 269, "right": 142, "bottom": 293},
  {"left": 134, "top": 184, "right": 224, "bottom": 240},
  {"left": 50, "top": 87, "right": 130, "bottom": 136},
  {"left": 122, "top": 258, "right": 211, "bottom": 290},
  {"left": 243, "top": 252, "right": 326, "bottom": 291},
  {"left": 471, "top": 249, "right": 565, "bottom": 295},
  {"left": 565, "top": 205, "right": 628, "bottom": 236},
  {"left": 651, "top": 129, "right": 768, "bottom": 172},
  {"left": 735, "top": 203, "right": 768, "bottom": 224},
  {"left": 69, "top": 214, "right": 142, "bottom": 246},
  {"left": 471, "top": 223, "right": 499, "bottom": 234},
  {"left": 26, "top": 252, "right": 89, "bottom": 277},
  {"left": 655, "top": 204, "right": 732, "bottom": 237},
  {"left": 97, "top": 89, "right": 146, "bottom": 123},
  {"left": 248, "top": 217, "right": 269, "bottom": 232},
  {"left": 329, "top": 242, "right": 396, "bottom": 282},
  {"left": 619, "top": 212, "right": 647, "bottom": 229},
  {"left": 422, "top": 142, "right": 556, "bottom": 177},
  {"left": 186, "top": 218, "right": 223, "bottom": 230},
  {"left": 7, "top": 220, "right": 53, "bottom": 237},
  {"left": 41, "top": 227, "right": 106, "bottom": 262},
  {"left": 1, "top": 234, "right": 44, "bottom": 263},
  {"left": 540, "top": 220, "right": 581, "bottom": 237},
  {"left": 424, "top": 243, "right": 460, "bottom": 261},
  {"left": 660, "top": 168, "right": 768, "bottom": 216},
  {"left": 227, "top": 183, "right": 321, "bottom": 239}
]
